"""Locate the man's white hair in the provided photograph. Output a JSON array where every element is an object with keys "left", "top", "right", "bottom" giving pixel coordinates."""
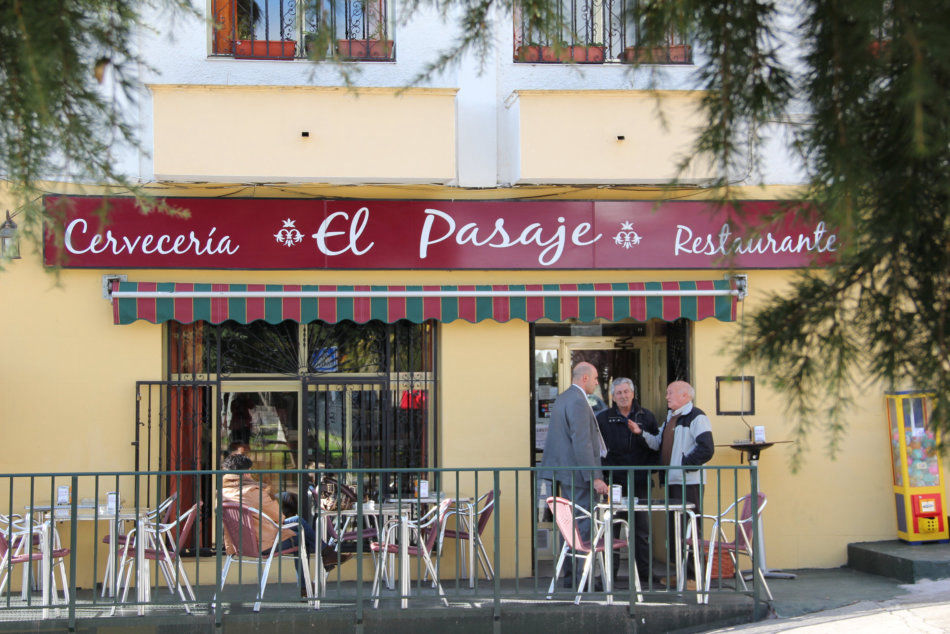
[{"left": 611, "top": 377, "right": 635, "bottom": 394}]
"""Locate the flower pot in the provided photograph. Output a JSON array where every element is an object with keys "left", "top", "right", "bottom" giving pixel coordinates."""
[
  {"left": 703, "top": 544, "right": 736, "bottom": 579},
  {"left": 337, "top": 39, "right": 394, "bottom": 60},
  {"left": 623, "top": 44, "right": 692, "bottom": 64},
  {"left": 234, "top": 40, "right": 297, "bottom": 60},
  {"left": 516, "top": 45, "right": 606, "bottom": 63}
]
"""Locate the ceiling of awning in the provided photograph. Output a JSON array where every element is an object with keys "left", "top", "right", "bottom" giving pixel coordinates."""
[{"left": 110, "top": 280, "right": 739, "bottom": 325}]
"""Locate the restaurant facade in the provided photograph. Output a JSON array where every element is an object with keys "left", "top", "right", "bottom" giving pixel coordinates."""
[{"left": 0, "top": 1, "right": 944, "bottom": 583}]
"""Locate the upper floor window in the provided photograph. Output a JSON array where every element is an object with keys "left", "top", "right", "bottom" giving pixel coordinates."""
[
  {"left": 513, "top": 0, "right": 691, "bottom": 64},
  {"left": 211, "top": 0, "right": 395, "bottom": 61}
]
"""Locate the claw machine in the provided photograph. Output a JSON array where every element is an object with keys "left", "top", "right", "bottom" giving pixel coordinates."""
[{"left": 886, "top": 391, "right": 948, "bottom": 543}]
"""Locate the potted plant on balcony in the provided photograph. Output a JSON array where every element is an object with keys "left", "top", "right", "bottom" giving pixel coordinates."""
[
  {"left": 623, "top": 43, "right": 692, "bottom": 64},
  {"left": 232, "top": 0, "right": 297, "bottom": 60},
  {"left": 516, "top": 41, "right": 606, "bottom": 63},
  {"left": 336, "top": 0, "right": 394, "bottom": 60},
  {"left": 336, "top": 38, "right": 394, "bottom": 60},
  {"left": 568, "top": 43, "right": 606, "bottom": 63}
]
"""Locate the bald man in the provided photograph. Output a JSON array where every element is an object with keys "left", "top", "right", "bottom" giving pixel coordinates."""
[
  {"left": 540, "top": 362, "right": 610, "bottom": 587},
  {"left": 629, "top": 380, "right": 714, "bottom": 583}
]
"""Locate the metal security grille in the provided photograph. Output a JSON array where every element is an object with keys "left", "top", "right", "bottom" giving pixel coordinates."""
[
  {"left": 134, "top": 380, "right": 217, "bottom": 550},
  {"left": 210, "top": 0, "right": 395, "bottom": 61},
  {"left": 513, "top": 0, "right": 692, "bottom": 63},
  {"left": 163, "top": 318, "right": 437, "bottom": 497}
]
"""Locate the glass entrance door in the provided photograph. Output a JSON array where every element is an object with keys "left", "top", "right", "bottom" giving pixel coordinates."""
[
  {"left": 534, "top": 336, "right": 658, "bottom": 455},
  {"left": 570, "top": 347, "right": 642, "bottom": 414},
  {"left": 532, "top": 334, "right": 659, "bottom": 564}
]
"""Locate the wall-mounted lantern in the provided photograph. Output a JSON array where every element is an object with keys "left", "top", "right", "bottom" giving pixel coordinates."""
[{"left": 0, "top": 211, "right": 20, "bottom": 259}]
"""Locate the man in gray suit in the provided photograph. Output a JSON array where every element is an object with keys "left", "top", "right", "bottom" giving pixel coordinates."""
[{"left": 540, "top": 361, "right": 610, "bottom": 540}]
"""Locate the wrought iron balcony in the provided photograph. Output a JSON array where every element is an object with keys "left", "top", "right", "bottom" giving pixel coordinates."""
[
  {"left": 513, "top": 0, "right": 692, "bottom": 64},
  {"left": 211, "top": 0, "right": 395, "bottom": 61}
]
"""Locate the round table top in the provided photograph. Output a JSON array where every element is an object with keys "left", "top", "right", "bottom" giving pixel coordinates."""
[{"left": 728, "top": 441, "right": 775, "bottom": 452}]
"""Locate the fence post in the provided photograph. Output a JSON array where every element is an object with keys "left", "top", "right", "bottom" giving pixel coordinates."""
[
  {"left": 67, "top": 475, "right": 78, "bottom": 630},
  {"left": 355, "top": 474, "right": 365, "bottom": 626},
  {"left": 750, "top": 464, "right": 763, "bottom": 619},
  {"left": 214, "top": 470, "right": 224, "bottom": 626},
  {"left": 492, "top": 470, "right": 501, "bottom": 627},
  {"left": 627, "top": 469, "right": 636, "bottom": 616}
]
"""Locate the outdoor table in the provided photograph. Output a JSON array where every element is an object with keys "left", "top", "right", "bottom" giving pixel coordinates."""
[
  {"left": 24, "top": 503, "right": 149, "bottom": 615},
  {"left": 313, "top": 502, "right": 404, "bottom": 601},
  {"left": 726, "top": 441, "right": 797, "bottom": 582},
  {"left": 592, "top": 497, "right": 702, "bottom": 604},
  {"left": 386, "top": 494, "right": 480, "bottom": 588}
]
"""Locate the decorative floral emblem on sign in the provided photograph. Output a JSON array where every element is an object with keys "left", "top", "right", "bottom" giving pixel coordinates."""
[
  {"left": 612, "top": 221, "right": 642, "bottom": 249},
  {"left": 274, "top": 218, "right": 303, "bottom": 247}
]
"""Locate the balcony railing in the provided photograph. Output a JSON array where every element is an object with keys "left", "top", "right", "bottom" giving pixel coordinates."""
[
  {"left": 513, "top": 0, "right": 692, "bottom": 64},
  {"left": 0, "top": 465, "right": 763, "bottom": 628},
  {"left": 211, "top": 0, "right": 395, "bottom": 61}
]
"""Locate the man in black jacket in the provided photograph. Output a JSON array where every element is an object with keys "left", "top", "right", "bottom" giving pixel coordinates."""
[{"left": 596, "top": 377, "right": 659, "bottom": 583}]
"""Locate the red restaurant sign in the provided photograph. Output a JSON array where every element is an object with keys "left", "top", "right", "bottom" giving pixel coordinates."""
[{"left": 43, "top": 197, "right": 837, "bottom": 269}]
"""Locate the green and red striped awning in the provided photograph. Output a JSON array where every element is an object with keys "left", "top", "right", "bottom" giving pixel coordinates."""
[{"left": 110, "top": 280, "right": 739, "bottom": 325}]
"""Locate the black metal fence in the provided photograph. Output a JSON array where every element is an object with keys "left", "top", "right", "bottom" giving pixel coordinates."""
[{"left": 0, "top": 465, "right": 764, "bottom": 629}]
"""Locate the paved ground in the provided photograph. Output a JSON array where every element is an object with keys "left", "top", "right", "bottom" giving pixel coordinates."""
[
  {"left": 707, "top": 570, "right": 950, "bottom": 633},
  {"left": 1, "top": 566, "right": 946, "bottom": 632}
]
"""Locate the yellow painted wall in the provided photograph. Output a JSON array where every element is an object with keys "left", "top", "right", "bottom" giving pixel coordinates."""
[
  {"left": 2, "top": 194, "right": 948, "bottom": 577},
  {"left": 440, "top": 319, "right": 532, "bottom": 576},
  {"left": 694, "top": 270, "right": 900, "bottom": 568},
  {"left": 0, "top": 239, "right": 161, "bottom": 474},
  {"left": 514, "top": 90, "right": 714, "bottom": 183},
  {"left": 150, "top": 85, "right": 458, "bottom": 183}
]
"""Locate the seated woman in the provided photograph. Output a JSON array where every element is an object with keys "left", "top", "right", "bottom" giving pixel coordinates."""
[{"left": 221, "top": 453, "right": 319, "bottom": 587}]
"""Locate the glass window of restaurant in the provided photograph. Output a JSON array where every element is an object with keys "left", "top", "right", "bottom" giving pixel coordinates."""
[{"left": 160, "top": 319, "right": 437, "bottom": 547}]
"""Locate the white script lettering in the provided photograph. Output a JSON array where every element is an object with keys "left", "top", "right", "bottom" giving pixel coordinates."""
[
  {"left": 63, "top": 219, "right": 239, "bottom": 256},
  {"left": 673, "top": 222, "right": 838, "bottom": 257},
  {"left": 311, "top": 207, "right": 374, "bottom": 256},
  {"left": 418, "top": 209, "right": 603, "bottom": 266}
]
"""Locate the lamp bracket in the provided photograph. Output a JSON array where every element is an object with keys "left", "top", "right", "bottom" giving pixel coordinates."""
[
  {"left": 102, "top": 274, "right": 127, "bottom": 300},
  {"left": 731, "top": 273, "right": 748, "bottom": 300}
]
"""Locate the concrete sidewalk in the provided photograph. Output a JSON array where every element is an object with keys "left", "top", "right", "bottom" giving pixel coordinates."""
[{"left": 705, "top": 569, "right": 950, "bottom": 633}]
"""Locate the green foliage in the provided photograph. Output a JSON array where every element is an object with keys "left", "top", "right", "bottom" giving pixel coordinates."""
[
  {"left": 727, "top": 0, "right": 950, "bottom": 464},
  {"left": 0, "top": 0, "right": 196, "bottom": 257},
  {"left": 408, "top": 0, "right": 950, "bottom": 463}
]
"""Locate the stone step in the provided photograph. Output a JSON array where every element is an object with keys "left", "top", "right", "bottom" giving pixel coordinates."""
[{"left": 848, "top": 539, "right": 950, "bottom": 583}]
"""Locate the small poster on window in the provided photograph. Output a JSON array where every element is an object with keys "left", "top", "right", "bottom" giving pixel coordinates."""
[
  {"left": 538, "top": 385, "right": 558, "bottom": 400},
  {"left": 535, "top": 423, "right": 549, "bottom": 450}
]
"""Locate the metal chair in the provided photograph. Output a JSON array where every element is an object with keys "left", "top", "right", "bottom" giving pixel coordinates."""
[
  {"left": 218, "top": 501, "right": 313, "bottom": 612},
  {"left": 437, "top": 490, "right": 495, "bottom": 584},
  {"left": 112, "top": 502, "right": 200, "bottom": 614},
  {"left": 698, "top": 493, "right": 773, "bottom": 601},
  {"left": 0, "top": 513, "right": 70, "bottom": 605},
  {"left": 370, "top": 498, "right": 452, "bottom": 608},
  {"left": 545, "top": 496, "right": 639, "bottom": 605},
  {"left": 102, "top": 492, "right": 178, "bottom": 597}
]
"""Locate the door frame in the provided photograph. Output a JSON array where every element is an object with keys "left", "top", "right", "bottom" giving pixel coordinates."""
[{"left": 534, "top": 335, "right": 664, "bottom": 414}]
